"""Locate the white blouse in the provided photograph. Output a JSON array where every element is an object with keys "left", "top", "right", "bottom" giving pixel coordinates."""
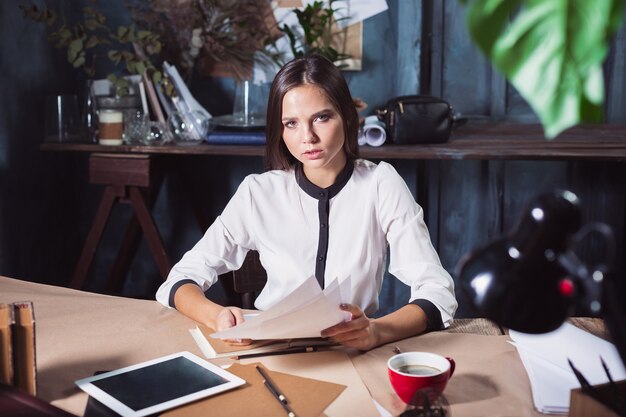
[{"left": 156, "top": 159, "right": 457, "bottom": 327}]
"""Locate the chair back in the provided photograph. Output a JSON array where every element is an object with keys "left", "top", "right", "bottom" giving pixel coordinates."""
[{"left": 232, "top": 250, "right": 267, "bottom": 309}]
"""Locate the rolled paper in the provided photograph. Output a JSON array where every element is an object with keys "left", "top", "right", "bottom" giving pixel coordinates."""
[
  {"left": 358, "top": 129, "right": 367, "bottom": 146},
  {"left": 362, "top": 115, "right": 387, "bottom": 147}
]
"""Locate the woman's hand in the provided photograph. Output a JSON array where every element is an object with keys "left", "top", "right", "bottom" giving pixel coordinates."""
[
  {"left": 320, "top": 303, "right": 379, "bottom": 351},
  {"left": 215, "top": 306, "right": 251, "bottom": 346}
]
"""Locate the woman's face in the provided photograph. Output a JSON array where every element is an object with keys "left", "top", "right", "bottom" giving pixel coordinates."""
[{"left": 281, "top": 84, "right": 347, "bottom": 188}]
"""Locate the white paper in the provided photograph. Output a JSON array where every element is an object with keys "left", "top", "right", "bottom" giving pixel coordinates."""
[
  {"left": 211, "top": 276, "right": 351, "bottom": 340},
  {"left": 331, "top": 0, "right": 389, "bottom": 28},
  {"left": 359, "top": 115, "right": 387, "bottom": 147},
  {"left": 163, "top": 61, "right": 211, "bottom": 120},
  {"left": 509, "top": 322, "right": 626, "bottom": 414},
  {"left": 270, "top": 1, "right": 388, "bottom": 67},
  {"left": 514, "top": 345, "right": 577, "bottom": 414}
]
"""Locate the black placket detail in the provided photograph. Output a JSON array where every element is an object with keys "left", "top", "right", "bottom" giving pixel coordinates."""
[
  {"left": 296, "top": 162, "right": 354, "bottom": 289},
  {"left": 315, "top": 190, "right": 330, "bottom": 288}
]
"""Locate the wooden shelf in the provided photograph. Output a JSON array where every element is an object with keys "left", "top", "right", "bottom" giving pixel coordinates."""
[{"left": 41, "top": 122, "right": 626, "bottom": 161}]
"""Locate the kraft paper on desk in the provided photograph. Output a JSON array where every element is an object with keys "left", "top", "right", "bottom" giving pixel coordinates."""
[
  {"left": 211, "top": 276, "right": 351, "bottom": 340},
  {"left": 161, "top": 362, "right": 345, "bottom": 417},
  {"left": 241, "top": 350, "right": 381, "bottom": 417}
]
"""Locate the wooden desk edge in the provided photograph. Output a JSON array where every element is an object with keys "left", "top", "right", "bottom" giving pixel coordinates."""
[
  {"left": 448, "top": 317, "right": 608, "bottom": 340},
  {"left": 40, "top": 122, "right": 626, "bottom": 161}
]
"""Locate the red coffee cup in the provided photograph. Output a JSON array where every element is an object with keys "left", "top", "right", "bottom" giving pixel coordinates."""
[{"left": 387, "top": 352, "right": 455, "bottom": 404}]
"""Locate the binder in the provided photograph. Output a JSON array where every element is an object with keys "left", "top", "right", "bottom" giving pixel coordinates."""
[
  {"left": 13, "top": 301, "right": 37, "bottom": 396},
  {"left": 0, "top": 304, "right": 13, "bottom": 385},
  {"left": 0, "top": 301, "right": 37, "bottom": 396}
]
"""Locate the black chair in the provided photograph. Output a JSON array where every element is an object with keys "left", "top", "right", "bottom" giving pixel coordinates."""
[{"left": 230, "top": 250, "right": 267, "bottom": 309}]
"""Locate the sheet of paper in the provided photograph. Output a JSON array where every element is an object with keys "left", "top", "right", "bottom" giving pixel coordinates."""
[
  {"left": 211, "top": 276, "right": 350, "bottom": 340},
  {"left": 241, "top": 350, "right": 381, "bottom": 417},
  {"left": 509, "top": 322, "right": 626, "bottom": 414},
  {"left": 331, "top": 0, "right": 389, "bottom": 28},
  {"left": 162, "top": 61, "right": 211, "bottom": 120},
  {"left": 509, "top": 322, "right": 626, "bottom": 382},
  {"left": 515, "top": 346, "right": 576, "bottom": 414}
]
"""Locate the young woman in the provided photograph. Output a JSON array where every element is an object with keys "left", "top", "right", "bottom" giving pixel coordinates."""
[{"left": 156, "top": 54, "right": 457, "bottom": 351}]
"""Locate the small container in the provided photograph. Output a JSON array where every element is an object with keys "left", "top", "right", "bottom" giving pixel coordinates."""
[
  {"left": 98, "top": 110, "right": 124, "bottom": 146},
  {"left": 142, "top": 121, "right": 169, "bottom": 146},
  {"left": 124, "top": 110, "right": 147, "bottom": 145}
]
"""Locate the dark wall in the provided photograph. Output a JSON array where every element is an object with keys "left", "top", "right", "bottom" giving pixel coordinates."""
[{"left": 1, "top": 1, "right": 625, "bottom": 319}]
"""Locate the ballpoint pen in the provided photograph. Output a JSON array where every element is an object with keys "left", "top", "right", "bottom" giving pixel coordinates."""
[
  {"left": 567, "top": 358, "right": 623, "bottom": 415},
  {"left": 256, "top": 365, "right": 287, "bottom": 404},
  {"left": 231, "top": 346, "right": 317, "bottom": 360},
  {"left": 256, "top": 365, "right": 296, "bottom": 417},
  {"left": 600, "top": 356, "right": 625, "bottom": 416}
]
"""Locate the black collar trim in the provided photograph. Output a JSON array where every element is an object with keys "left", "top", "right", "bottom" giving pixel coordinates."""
[{"left": 295, "top": 161, "right": 354, "bottom": 199}]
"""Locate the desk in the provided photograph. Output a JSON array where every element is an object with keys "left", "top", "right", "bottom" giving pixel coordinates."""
[
  {"left": 0, "top": 275, "right": 608, "bottom": 417},
  {"left": 40, "top": 122, "right": 626, "bottom": 292}
]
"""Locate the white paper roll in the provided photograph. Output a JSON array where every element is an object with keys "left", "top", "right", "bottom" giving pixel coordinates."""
[
  {"left": 362, "top": 116, "right": 387, "bottom": 147},
  {"left": 358, "top": 129, "right": 368, "bottom": 146}
]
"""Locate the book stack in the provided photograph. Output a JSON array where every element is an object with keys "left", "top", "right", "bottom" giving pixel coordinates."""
[
  {"left": 1, "top": 301, "right": 37, "bottom": 396},
  {"left": 205, "top": 130, "right": 266, "bottom": 145}
]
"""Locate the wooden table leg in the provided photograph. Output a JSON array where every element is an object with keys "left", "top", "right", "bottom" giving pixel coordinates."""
[
  {"left": 106, "top": 186, "right": 161, "bottom": 294},
  {"left": 128, "top": 186, "right": 171, "bottom": 280},
  {"left": 73, "top": 153, "right": 171, "bottom": 292},
  {"left": 70, "top": 185, "right": 119, "bottom": 289},
  {"left": 105, "top": 214, "right": 142, "bottom": 294}
]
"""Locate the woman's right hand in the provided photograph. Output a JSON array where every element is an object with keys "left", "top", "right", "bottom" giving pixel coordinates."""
[
  {"left": 172, "top": 284, "right": 252, "bottom": 345},
  {"left": 215, "top": 306, "right": 251, "bottom": 345}
]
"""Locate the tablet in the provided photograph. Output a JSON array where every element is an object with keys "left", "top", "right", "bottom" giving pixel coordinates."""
[{"left": 75, "top": 351, "right": 245, "bottom": 417}]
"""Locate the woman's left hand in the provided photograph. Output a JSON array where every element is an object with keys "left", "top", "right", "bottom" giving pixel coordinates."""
[{"left": 320, "top": 303, "right": 379, "bottom": 351}]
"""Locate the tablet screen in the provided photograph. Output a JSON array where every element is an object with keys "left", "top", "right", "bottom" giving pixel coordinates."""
[{"left": 76, "top": 352, "right": 245, "bottom": 417}]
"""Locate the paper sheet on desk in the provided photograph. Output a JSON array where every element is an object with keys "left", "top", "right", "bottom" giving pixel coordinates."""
[
  {"left": 211, "top": 276, "right": 352, "bottom": 340},
  {"left": 509, "top": 322, "right": 626, "bottom": 414}
]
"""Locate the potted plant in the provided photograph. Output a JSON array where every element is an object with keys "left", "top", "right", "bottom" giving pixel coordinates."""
[{"left": 460, "top": 0, "right": 625, "bottom": 138}]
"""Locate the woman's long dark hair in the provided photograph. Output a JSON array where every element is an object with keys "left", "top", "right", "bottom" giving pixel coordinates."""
[{"left": 265, "top": 54, "right": 359, "bottom": 171}]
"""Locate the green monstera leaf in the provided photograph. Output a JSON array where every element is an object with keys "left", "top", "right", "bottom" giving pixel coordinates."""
[{"left": 461, "top": 0, "right": 625, "bottom": 138}]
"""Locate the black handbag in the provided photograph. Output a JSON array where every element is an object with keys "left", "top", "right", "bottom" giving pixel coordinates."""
[{"left": 378, "top": 95, "right": 457, "bottom": 144}]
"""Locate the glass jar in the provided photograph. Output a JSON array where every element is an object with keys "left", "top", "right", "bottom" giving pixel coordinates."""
[
  {"left": 168, "top": 110, "right": 209, "bottom": 146},
  {"left": 124, "top": 110, "right": 147, "bottom": 145},
  {"left": 142, "top": 121, "right": 170, "bottom": 146}
]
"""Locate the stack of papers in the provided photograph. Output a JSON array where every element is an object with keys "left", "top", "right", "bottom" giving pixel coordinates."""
[
  {"left": 210, "top": 276, "right": 351, "bottom": 340},
  {"left": 509, "top": 322, "right": 626, "bottom": 414}
]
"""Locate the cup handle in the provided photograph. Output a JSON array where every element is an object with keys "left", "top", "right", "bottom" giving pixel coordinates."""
[{"left": 446, "top": 357, "right": 456, "bottom": 377}]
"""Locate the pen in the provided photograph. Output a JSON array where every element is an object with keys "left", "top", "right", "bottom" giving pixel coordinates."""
[
  {"left": 256, "top": 366, "right": 296, "bottom": 417},
  {"left": 568, "top": 358, "right": 593, "bottom": 391},
  {"left": 600, "top": 356, "right": 625, "bottom": 415},
  {"left": 600, "top": 356, "right": 616, "bottom": 387},
  {"left": 256, "top": 365, "right": 288, "bottom": 403},
  {"left": 568, "top": 358, "right": 606, "bottom": 407},
  {"left": 232, "top": 346, "right": 316, "bottom": 360}
]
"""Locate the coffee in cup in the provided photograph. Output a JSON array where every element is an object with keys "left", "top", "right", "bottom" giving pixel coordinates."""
[{"left": 388, "top": 351, "right": 455, "bottom": 404}]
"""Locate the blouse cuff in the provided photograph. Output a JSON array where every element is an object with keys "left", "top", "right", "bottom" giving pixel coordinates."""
[
  {"left": 410, "top": 299, "right": 444, "bottom": 332},
  {"left": 168, "top": 279, "right": 199, "bottom": 309}
]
